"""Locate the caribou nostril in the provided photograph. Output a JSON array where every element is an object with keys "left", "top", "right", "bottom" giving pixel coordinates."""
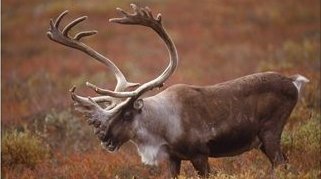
[{"left": 106, "top": 139, "right": 111, "bottom": 145}]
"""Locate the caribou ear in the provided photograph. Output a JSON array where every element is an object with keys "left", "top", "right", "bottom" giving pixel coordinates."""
[{"left": 133, "top": 99, "right": 144, "bottom": 110}]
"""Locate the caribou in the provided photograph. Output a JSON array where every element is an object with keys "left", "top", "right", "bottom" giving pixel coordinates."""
[{"left": 47, "top": 4, "right": 309, "bottom": 178}]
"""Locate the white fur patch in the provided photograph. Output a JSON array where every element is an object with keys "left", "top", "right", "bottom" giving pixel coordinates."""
[
  {"left": 292, "top": 75, "right": 309, "bottom": 93},
  {"left": 137, "top": 145, "right": 161, "bottom": 166},
  {"left": 131, "top": 127, "right": 166, "bottom": 166}
]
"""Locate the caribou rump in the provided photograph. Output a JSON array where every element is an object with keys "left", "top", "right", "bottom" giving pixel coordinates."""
[{"left": 47, "top": 4, "right": 309, "bottom": 178}]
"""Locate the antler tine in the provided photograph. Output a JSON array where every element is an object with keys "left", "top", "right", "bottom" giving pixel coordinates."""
[
  {"left": 130, "top": 4, "right": 140, "bottom": 14},
  {"left": 144, "top": 6, "right": 154, "bottom": 18},
  {"left": 54, "top": 10, "right": 69, "bottom": 28},
  {"left": 74, "top": 30, "right": 98, "bottom": 40},
  {"left": 70, "top": 86, "right": 120, "bottom": 125},
  {"left": 70, "top": 86, "right": 101, "bottom": 113},
  {"left": 86, "top": 81, "right": 137, "bottom": 97},
  {"left": 109, "top": 4, "right": 162, "bottom": 25},
  {"left": 97, "top": 4, "right": 178, "bottom": 99},
  {"left": 62, "top": 16, "right": 87, "bottom": 36},
  {"left": 116, "top": 7, "right": 130, "bottom": 17},
  {"left": 47, "top": 10, "right": 140, "bottom": 97},
  {"left": 70, "top": 86, "right": 128, "bottom": 123},
  {"left": 69, "top": 85, "right": 113, "bottom": 104}
]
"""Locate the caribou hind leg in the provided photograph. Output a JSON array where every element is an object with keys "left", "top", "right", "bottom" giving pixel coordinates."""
[
  {"left": 258, "top": 101, "right": 296, "bottom": 169},
  {"left": 259, "top": 135, "right": 286, "bottom": 169}
]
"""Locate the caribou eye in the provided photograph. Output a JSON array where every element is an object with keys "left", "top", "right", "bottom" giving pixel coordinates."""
[{"left": 123, "top": 111, "right": 133, "bottom": 121}]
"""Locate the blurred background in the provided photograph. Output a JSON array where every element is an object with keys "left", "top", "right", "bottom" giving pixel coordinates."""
[{"left": 2, "top": 0, "right": 320, "bottom": 178}]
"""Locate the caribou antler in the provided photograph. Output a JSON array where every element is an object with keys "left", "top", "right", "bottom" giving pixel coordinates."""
[
  {"left": 47, "top": 10, "right": 139, "bottom": 95},
  {"left": 70, "top": 86, "right": 130, "bottom": 123},
  {"left": 47, "top": 4, "right": 178, "bottom": 125},
  {"left": 87, "top": 4, "right": 178, "bottom": 100}
]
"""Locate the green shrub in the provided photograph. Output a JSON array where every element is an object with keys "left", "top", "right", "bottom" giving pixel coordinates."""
[
  {"left": 282, "top": 112, "right": 321, "bottom": 154},
  {"left": 33, "top": 108, "right": 97, "bottom": 154},
  {"left": 2, "top": 130, "right": 50, "bottom": 168}
]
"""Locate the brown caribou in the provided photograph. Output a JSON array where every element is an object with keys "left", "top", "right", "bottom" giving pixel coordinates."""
[{"left": 47, "top": 4, "right": 309, "bottom": 178}]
